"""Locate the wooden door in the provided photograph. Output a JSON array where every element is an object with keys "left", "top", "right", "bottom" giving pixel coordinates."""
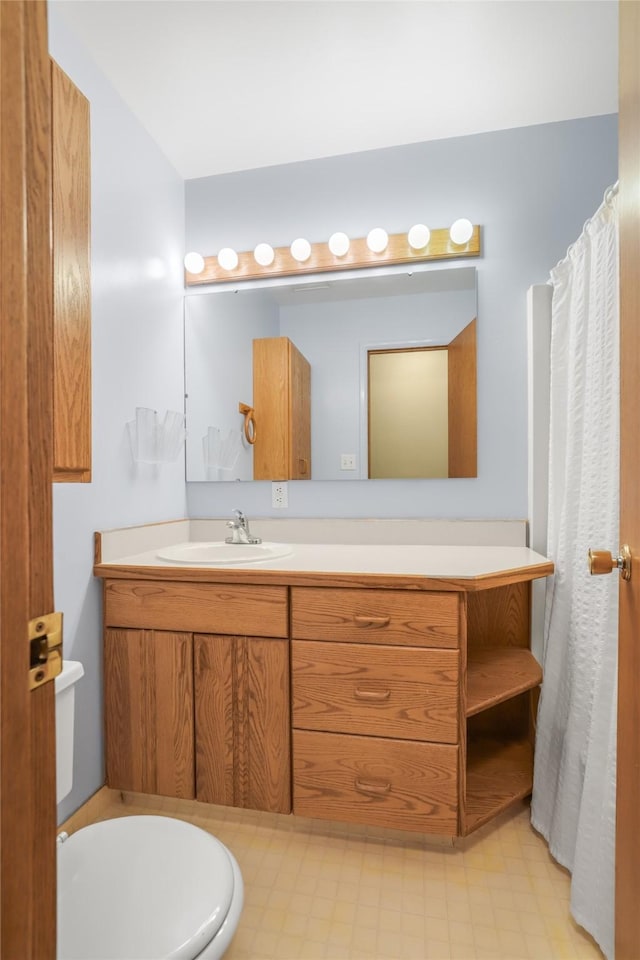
[
  {"left": 0, "top": 1, "right": 57, "bottom": 955},
  {"left": 616, "top": 2, "right": 640, "bottom": 955}
]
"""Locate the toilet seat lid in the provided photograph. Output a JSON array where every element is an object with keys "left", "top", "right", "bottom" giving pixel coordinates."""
[{"left": 58, "top": 815, "right": 236, "bottom": 960}]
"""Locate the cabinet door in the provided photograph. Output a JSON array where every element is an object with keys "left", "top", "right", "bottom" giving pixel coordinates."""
[
  {"left": 195, "top": 634, "right": 291, "bottom": 813},
  {"left": 253, "top": 337, "right": 289, "bottom": 480},
  {"left": 51, "top": 59, "right": 91, "bottom": 482},
  {"left": 104, "top": 628, "right": 195, "bottom": 798}
]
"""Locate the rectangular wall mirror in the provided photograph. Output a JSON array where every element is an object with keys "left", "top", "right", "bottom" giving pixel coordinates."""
[{"left": 184, "top": 265, "right": 477, "bottom": 482}]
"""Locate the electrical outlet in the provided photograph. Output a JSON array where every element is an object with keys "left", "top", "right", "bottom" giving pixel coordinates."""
[
  {"left": 272, "top": 481, "right": 288, "bottom": 508},
  {"left": 340, "top": 454, "right": 357, "bottom": 470}
]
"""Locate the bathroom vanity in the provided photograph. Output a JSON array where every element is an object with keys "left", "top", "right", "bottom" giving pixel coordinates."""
[{"left": 94, "top": 525, "right": 552, "bottom": 838}]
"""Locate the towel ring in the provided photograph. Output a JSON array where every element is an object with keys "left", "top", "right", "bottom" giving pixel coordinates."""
[{"left": 238, "top": 402, "right": 256, "bottom": 445}]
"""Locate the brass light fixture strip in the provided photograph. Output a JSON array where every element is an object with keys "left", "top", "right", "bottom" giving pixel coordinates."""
[{"left": 185, "top": 225, "right": 481, "bottom": 286}]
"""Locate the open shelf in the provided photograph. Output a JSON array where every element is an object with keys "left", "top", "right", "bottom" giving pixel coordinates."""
[
  {"left": 464, "top": 736, "right": 534, "bottom": 835},
  {"left": 466, "top": 648, "right": 542, "bottom": 717}
]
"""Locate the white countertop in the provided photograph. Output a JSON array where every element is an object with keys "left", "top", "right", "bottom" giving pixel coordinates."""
[{"left": 97, "top": 542, "right": 551, "bottom": 579}]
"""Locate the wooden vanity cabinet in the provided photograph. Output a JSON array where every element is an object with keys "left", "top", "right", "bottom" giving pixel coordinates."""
[
  {"left": 291, "top": 581, "right": 542, "bottom": 836},
  {"left": 100, "top": 568, "right": 545, "bottom": 837},
  {"left": 102, "top": 580, "right": 291, "bottom": 813}
]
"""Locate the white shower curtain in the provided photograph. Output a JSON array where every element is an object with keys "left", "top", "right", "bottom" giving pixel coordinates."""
[{"left": 531, "top": 187, "right": 619, "bottom": 960}]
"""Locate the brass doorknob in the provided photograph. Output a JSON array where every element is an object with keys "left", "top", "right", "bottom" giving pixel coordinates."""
[{"left": 588, "top": 544, "right": 632, "bottom": 581}]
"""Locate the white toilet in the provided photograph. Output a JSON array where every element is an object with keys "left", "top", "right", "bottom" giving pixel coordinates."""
[{"left": 56, "top": 661, "right": 244, "bottom": 960}]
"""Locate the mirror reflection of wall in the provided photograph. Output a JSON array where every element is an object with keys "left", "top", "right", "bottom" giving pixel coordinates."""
[
  {"left": 367, "top": 317, "right": 477, "bottom": 479},
  {"left": 184, "top": 265, "right": 477, "bottom": 482},
  {"left": 369, "top": 347, "right": 449, "bottom": 479}
]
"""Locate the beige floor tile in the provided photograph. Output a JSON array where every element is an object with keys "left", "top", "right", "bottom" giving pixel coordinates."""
[{"left": 83, "top": 795, "right": 603, "bottom": 960}]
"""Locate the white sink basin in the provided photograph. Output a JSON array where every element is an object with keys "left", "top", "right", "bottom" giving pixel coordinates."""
[{"left": 156, "top": 541, "right": 293, "bottom": 565}]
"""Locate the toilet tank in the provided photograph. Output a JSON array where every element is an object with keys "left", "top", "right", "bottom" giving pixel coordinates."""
[{"left": 55, "top": 660, "right": 84, "bottom": 804}]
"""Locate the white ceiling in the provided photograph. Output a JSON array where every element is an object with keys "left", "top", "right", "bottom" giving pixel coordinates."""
[{"left": 53, "top": 0, "right": 618, "bottom": 181}]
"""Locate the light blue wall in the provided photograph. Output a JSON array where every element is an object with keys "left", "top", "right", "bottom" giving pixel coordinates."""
[
  {"left": 49, "top": 6, "right": 187, "bottom": 820},
  {"left": 185, "top": 116, "right": 618, "bottom": 519},
  {"left": 185, "top": 290, "right": 279, "bottom": 481},
  {"left": 278, "top": 285, "right": 476, "bottom": 480}
]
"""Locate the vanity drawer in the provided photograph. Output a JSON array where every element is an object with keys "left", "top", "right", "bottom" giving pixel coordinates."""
[
  {"left": 291, "top": 587, "right": 459, "bottom": 648},
  {"left": 104, "top": 579, "right": 288, "bottom": 637},
  {"left": 292, "top": 640, "right": 459, "bottom": 743},
  {"left": 293, "top": 730, "right": 458, "bottom": 834}
]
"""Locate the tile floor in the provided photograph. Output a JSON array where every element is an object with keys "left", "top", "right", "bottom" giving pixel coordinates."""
[{"left": 90, "top": 792, "right": 603, "bottom": 960}]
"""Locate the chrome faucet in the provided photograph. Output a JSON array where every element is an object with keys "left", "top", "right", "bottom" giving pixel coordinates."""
[{"left": 225, "top": 509, "right": 262, "bottom": 545}]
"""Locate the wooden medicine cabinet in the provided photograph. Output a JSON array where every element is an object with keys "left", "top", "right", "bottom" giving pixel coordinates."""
[
  {"left": 52, "top": 59, "right": 92, "bottom": 482},
  {"left": 252, "top": 336, "right": 311, "bottom": 480}
]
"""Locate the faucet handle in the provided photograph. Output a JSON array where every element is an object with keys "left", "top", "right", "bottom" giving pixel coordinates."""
[{"left": 231, "top": 508, "right": 245, "bottom": 523}]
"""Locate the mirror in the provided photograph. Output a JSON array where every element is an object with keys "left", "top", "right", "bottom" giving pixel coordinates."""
[{"left": 184, "top": 265, "right": 477, "bottom": 481}]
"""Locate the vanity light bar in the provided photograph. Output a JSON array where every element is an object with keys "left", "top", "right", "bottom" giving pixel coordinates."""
[{"left": 184, "top": 223, "right": 481, "bottom": 286}]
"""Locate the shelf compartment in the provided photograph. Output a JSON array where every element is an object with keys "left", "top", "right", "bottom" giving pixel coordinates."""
[
  {"left": 466, "top": 648, "right": 542, "bottom": 717},
  {"left": 464, "top": 736, "right": 534, "bottom": 835}
]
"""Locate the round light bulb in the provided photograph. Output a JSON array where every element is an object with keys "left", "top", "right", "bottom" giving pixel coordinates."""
[
  {"left": 254, "top": 243, "right": 275, "bottom": 267},
  {"left": 367, "top": 227, "right": 388, "bottom": 254},
  {"left": 290, "top": 237, "right": 311, "bottom": 263},
  {"left": 184, "top": 251, "right": 205, "bottom": 274},
  {"left": 449, "top": 218, "right": 474, "bottom": 246},
  {"left": 407, "top": 224, "right": 431, "bottom": 250},
  {"left": 328, "top": 231, "right": 350, "bottom": 257},
  {"left": 217, "top": 247, "right": 239, "bottom": 271}
]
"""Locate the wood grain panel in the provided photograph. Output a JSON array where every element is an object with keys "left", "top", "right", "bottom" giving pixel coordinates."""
[
  {"left": 253, "top": 337, "right": 289, "bottom": 480},
  {"left": 0, "top": 2, "right": 56, "bottom": 953},
  {"left": 51, "top": 59, "right": 91, "bottom": 482},
  {"left": 195, "top": 634, "right": 291, "bottom": 813},
  {"left": 28, "top": 31, "right": 57, "bottom": 958},
  {"left": 104, "top": 628, "right": 195, "bottom": 798},
  {"left": 448, "top": 318, "right": 477, "bottom": 478},
  {"left": 245, "top": 636, "right": 291, "bottom": 813},
  {"left": 465, "top": 738, "right": 533, "bottom": 835},
  {"left": 104, "top": 579, "right": 288, "bottom": 636},
  {"left": 465, "top": 582, "right": 530, "bottom": 651},
  {"left": 465, "top": 692, "right": 533, "bottom": 832},
  {"left": 289, "top": 339, "right": 311, "bottom": 479},
  {"left": 467, "top": 686, "right": 530, "bottom": 742},
  {"left": 291, "top": 587, "right": 459, "bottom": 647},
  {"left": 253, "top": 336, "right": 311, "bottom": 481},
  {"left": 292, "top": 640, "right": 459, "bottom": 743},
  {"left": 293, "top": 730, "right": 458, "bottom": 834},
  {"left": 466, "top": 648, "right": 542, "bottom": 716},
  {"left": 194, "top": 635, "right": 235, "bottom": 806}
]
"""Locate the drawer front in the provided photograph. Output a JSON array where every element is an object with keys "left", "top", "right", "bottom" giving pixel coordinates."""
[
  {"left": 291, "top": 587, "right": 459, "bottom": 648},
  {"left": 104, "top": 579, "right": 288, "bottom": 637},
  {"left": 292, "top": 640, "right": 459, "bottom": 743},
  {"left": 293, "top": 730, "right": 458, "bottom": 834}
]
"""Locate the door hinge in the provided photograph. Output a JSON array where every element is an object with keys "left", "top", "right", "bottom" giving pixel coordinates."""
[{"left": 29, "top": 612, "right": 63, "bottom": 690}]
